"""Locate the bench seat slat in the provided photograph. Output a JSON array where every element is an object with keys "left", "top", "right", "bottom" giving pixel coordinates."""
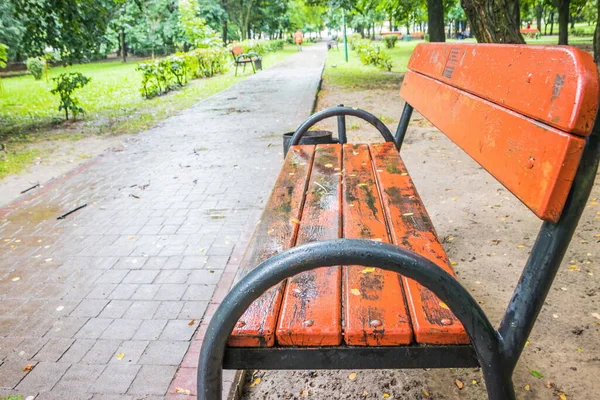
[
  {"left": 406, "top": 43, "right": 599, "bottom": 136},
  {"left": 371, "top": 142, "right": 470, "bottom": 345},
  {"left": 401, "top": 70, "right": 586, "bottom": 223},
  {"left": 228, "top": 146, "right": 316, "bottom": 347},
  {"left": 276, "top": 144, "right": 343, "bottom": 346},
  {"left": 341, "top": 144, "right": 413, "bottom": 346}
]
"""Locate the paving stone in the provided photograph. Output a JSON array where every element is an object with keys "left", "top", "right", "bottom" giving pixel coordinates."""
[
  {"left": 107, "top": 284, "right": 139, "bottom": 300},
  {"left": 153, "top": 302, "right": 184, "bottom": 320},
  {"left": 181, "top": 285, "right": 215, "bottom": 301},
  {"left": 129, "top": 284, "right": 160, "bottom": 300},
  {"left": 74, "top": 318, "right": 112, "bottom": 339},
  {"left": 90, "top": 364, "right": 141, "bottom": 394},
  {"left": 81, "top": 340, "right": 122, "bottom": 364},
  {"left": 122, "top": 301, "right": 160, "bottom": 320},
  {"left": 187, "top": 269, "right": 223, "bottom": 285},
  {"left": 45, "top": 317, "right": 89, "bottom": 339},
  {"left": 128, "top": 365, "right": 177, "bottom": 396},
  {"left": 0, "top": 359, "right": 37, "bottom": 389},
  {"left": 71, "top": 300, "right": 110, "bottom": 318},
  {"left": 35, "top": 390, "right": 94, "bottom": 400},
  {"left": 54, "top": 363, "right": 105, "bottom": 393},
  {"left": 138, "top": 341, "right": 188, "bottom": 366},
  {"left": 155, "top": 270, "right": 190, "bottom": 284},
  {"left": 100, "top": 319, "right": 142, "bottom": 340},
  {"left": 58, "top": 339, "right": 96, "bottom": 363},
  {"left": 159, "top": 320, "right": 197, "bottom": 341},
  {"left": 33, "top": 339, "right": 74, "bottom": 362},
  {"left": 94, "top": 270, "right": 129, "bottom": 285},
  {"left": 16, "top": 362, "right": 70, "bottom": 392},
  {"left": 109, "top": 340, "right": 149, "bottom": 364},
  {"left": 122, "top": 270, "right": 159, "bottom": 284},
  {"left": 178, "top": 301, "right": 209, "bottom": 320},
  {"left": 10, "top": 338, "right": 48, "bottom": 361},
  {"left": 153, "top": 284, "right": 187, "bottom": 301},
  {"left": 98, "top": 301, "right": 132, "bottom": 319},
  {"left": 132, "top": 320, "right": 168, "bottom": 341}
]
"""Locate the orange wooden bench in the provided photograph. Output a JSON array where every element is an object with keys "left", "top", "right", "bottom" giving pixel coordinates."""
[{"left": 198, "top": 43, "right": 600, "bottom": 400}]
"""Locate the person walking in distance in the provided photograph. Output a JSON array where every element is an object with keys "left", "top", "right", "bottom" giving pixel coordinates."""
[{"left": 294, "top": 29, "right": 304, "bottom": 52}]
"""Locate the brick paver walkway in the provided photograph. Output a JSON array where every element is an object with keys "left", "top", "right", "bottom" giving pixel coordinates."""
[{"left": 0, "top": 44, "right": 326, "bottom": 400}]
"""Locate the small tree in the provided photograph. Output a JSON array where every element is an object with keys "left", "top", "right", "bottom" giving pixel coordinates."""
[
  {"left": 50, "top": 72, "right": 91, "bottom": 121},
  {"left": 26, "top": 57, "right": 45, "bottom": 80}
]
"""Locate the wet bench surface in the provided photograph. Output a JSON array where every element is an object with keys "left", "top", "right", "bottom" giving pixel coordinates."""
[{"left": 228, "top": 142, "right": 468, "bottom": 348}]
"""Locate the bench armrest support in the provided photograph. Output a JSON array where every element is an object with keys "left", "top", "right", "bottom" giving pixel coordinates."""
[{"left": 197, "top": 239, "right": 516, "bottom": 400}]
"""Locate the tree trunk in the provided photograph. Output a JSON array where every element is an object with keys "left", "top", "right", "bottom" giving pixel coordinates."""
[
  {"left": 594, "top": 0, "right": 600, "bottom": 63},
  {"left": 549, "top": 11, "right": 555, "bottom": 35},
  {"left": 460, "top": 0, "right": 525, "bottom": 43},
  {"left": 222, "top": 20, "right": 228, "bottom": 43},
  {"left": 406, "top": 22, "right": 410, "bottom": 35},
  {"left": 558, "top": 0, "right": 569, "bottom": 44},
  {"left": 427, "top": 0, "right": 446, "bottom": 42},
  {"left": 536, "top": 4, "right": 543, "bottom": 31},
  {"left": 120, "top": 28, "right": 127, "bottom": 63}
]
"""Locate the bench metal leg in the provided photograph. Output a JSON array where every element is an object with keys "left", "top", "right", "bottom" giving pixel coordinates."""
[
  {"left": 395, "top": 102, "right": 414, "bottom": 150},
  {"left": 197, "top": 239, "right": 516, "bottom": 400}
]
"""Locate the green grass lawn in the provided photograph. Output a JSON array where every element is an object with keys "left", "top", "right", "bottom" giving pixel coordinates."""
[
  {"left": 1, "top": 45, "right": 297, "bottom": 139},
  {"left": 0, "top": 44, "right": 297, "bottom": 178}
]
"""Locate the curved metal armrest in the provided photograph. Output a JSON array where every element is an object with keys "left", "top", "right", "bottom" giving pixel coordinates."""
[{"left": 197, "top": 239, "right": 514, "bottom": 399}]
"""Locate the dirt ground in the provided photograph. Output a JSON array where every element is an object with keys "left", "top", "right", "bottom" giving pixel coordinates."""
[{"left": 240, "top": 75, "right": 600, "bottom": 399}]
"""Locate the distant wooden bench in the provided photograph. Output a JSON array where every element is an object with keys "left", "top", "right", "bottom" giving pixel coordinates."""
[
  {"left": 231, "top": 45, "right": 262, "bottom": 76},
  {"left": 198, "top": 43, "right": 600, "bottom": 400},
  {"left": 520, "top": 28, "right": 540, "bottom": 38}
]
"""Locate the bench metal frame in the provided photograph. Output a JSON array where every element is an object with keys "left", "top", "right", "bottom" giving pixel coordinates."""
[{"left": 197, "top": 105, "right": 600, "bottom": 400}]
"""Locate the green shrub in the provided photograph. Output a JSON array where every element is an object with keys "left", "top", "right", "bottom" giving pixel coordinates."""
[
  {"left": 264, "top": 39, "right": 285, "bottom": 52},
  {"left": 382, "top": 35, "right": 397, "bottom": 49},
  {"left": 355, "top": 40, "right": 393, "bottom": 71},
  {"left": 0, "top": 43, "right": 7, "bottom": 69},
  {"left": 348, "top": 33, "right": 363, "bottom": 50},
  {"left": 26, "top": 57, "right": 46, "bottom": 80},
  {"left": 50, "top": 72, "right": 91, "bottom": 120},
  {"left": 570, "top": 28, "right": 587, "bottom": 37}
]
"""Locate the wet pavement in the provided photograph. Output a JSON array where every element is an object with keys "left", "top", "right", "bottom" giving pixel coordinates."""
[{"left": 0, "top": 43, "right": 326, "bottom": 399}]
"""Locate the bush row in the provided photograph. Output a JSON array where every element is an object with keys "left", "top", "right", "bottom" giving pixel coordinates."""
[
  {"left": 136, "top": 46, "right": 229, "bottom": 99},
  {"left": 235, "top": 39, "right": 285, "bottom": 56},
  {"left": 354, "top": 39, "right": 393, "bottom": 72}
]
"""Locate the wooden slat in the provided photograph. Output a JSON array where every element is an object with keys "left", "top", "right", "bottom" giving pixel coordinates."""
[
  {"left": 401, "top": 70, "right": 585, "bottom": 223},
  {"left": 342, "top": 144, "right": 413, "bottom": 346},
  {"left": 407, "top": 43, "right": 599, "bottom": 136},
  {"left": 371, "top": 142, "right": 469, "bottom": 345},
  {"left": 228, "top": 146, "right": 315, "bottom": 347},
  {"left": 276, "top": 144, "right": 343, "bottom": 346}
]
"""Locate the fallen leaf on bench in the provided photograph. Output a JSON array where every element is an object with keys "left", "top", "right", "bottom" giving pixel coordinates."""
[
  {"left": 439, "top": 302, "right": 449, "bottom": 310},
  {"left": 290, "top": 219, "right": 300, "bottom": 224},
  {"left": 324, "top": 163, "right": 333, "bottom": 168},
  {"left": 455, "top": 379, "right": 464, "bottom": 389},
  {"left": 403, "top": 213, "right": 414, "bottom": 216},
  {"left": 249, "top": 377, "right": 261, "bottom": 387},
  {"left": 175, "top": 387, "right": 191, "bottom": 395},
  {"left": 361, "top": 268, "right": 376, "bottom": 274},
  {"left": 350, "top": 288, "right": 361, "bottom": 296},
  {"left": 530, "top": 369, "right": 544, "bottom": 379},
  {"left": 357, "top": 183, "right": 368, "bottom": 187},
  {"left": 348, "top": 372, "right": 357, "bottom": 381}
]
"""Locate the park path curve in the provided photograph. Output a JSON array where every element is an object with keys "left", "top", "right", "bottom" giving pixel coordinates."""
[{"left": 0, "top": 43, "right": 326, "bottom": 400}]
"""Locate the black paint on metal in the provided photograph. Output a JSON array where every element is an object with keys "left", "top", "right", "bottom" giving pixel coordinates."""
[
  {"left": 290, "top": 106, "right": 395, "bottom": 148},
  {"left": 197, "top": 239, "right": 515, "bottom": 400},
  {"left": 56, "top": 204, "right": 87, "bottom": 220},
  {"left": 499, "top": 120, "right": 600, "bottom": 372},
  {"left": 395, "top": 103, "right": 414, "bottom": 150},
  {"left": 336, "top": 103, "right": 347, "bottom": 144},
  {"left": 224, "top": 345, "right": 479, "bottom": 370},
  {"left": 282, "top": 130, "right": 334, "bottom": 157},
  {"left": 20, "top": 183, "right": 40, "bottom": 194}
]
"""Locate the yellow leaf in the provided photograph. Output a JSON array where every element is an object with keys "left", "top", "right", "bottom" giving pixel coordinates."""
[
  {"left": 524, "top": 384, "right": 530, "bottom": 391},
  {"left": 401, "top": 172, "right": 408, "bottom": 176},
  {"left": 324, "top": 163, "right": 333, "bottom": 168},
  {"left": 290, "top": 219, "right": 300, "bottom": 224},
  {"left": 267, "top": 229, "right": 274, "bottom": 235},
  {"left": 455, "top": 379, "right": 464, "bottom": 389},
  {"left": 421, "top": 389, "right": 430, "bottom": 397},
  {"left": 439, "top": 302, "right": 449, "bottom": 310},
  {"left": 569, "top": 264, "right": 579, "bottom": 270},
  {"left": 44, "top": 258, "right": 53, "bottom": 262},
  {"left": 361, "top": 267, "right": 376, "bottom": 274},
  {"left": 517, "top": 245, "right": 525, "bottom": 249},
  {"left": 383, "top": 394, "right": 390, "bottom": 398},
  {"left": 128, "top": 236, "right": 135, "bottom": 240},
  {"left": 249, "top": 377, "right": 261, "bottom": 388},
  {"left": 403, "top": 212, "right": 414, "bottom": 216},
  {"left": 357, "top": 183, "right": 368, "bottom": 187},
  {"left": 116, "top": 353, "right": 125, "bottom": 360},
  {"left": 450, "top": 261, "right": 458, "bottom": 266},
  {"left": 472, "top": 380, "right": 477, "bottom": 385},
  {"left": 558, "top": 393, "right": 567, "bottom": 400},
  {"left": 452, "top": 196, "right": 459, "bottom": 201},
  {"left": 348, "top": 372, "right": 357, "bottom": 381},
  {"left": 188, "top": 320, "right": 195, "bottom": 326},
  {"left": 23, "top": 365, "right": 33, "bottom": 372},
  {"left": 577, "top": 347, "right": 583, "bottom": 353},
  {"left": 350, "top": 288, "right": 361, "bottom": 296},
  {"left": 175, "top": 387, "right": 191, "bottom": 395},
  {"left": 590, "top": 201, "right": 598, "bottom": 205},
  {"left": 525, "top": 340, "right": 530, "bottom": 346},
  {"left": 11, "top": 277, "right": 20, "bottom": 282}
]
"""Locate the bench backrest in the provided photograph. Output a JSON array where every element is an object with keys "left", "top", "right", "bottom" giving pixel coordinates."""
[
  {"left": 401, "top": 43, "right": 599, "bottom": 223},
  {"left": 232, "top": 46, "right": 244, "bottom": 56}
]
